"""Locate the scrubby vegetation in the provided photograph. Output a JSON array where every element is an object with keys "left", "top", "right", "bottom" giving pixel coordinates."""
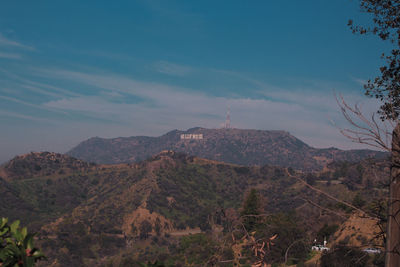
[{"left": 0, "top": 151, "right": 388, "bottom": 266}]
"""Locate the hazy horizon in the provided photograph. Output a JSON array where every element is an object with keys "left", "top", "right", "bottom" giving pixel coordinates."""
[{"left": 1, "top": 125, "right": 389, "bottom": 165}]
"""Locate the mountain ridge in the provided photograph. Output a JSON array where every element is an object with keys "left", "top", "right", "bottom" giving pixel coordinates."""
[
  {"left": 0, "top": 151, "right": 96, "bottom": 181},
  {"left": 67, "top": 127, "right": 387, "bottom": 170}
]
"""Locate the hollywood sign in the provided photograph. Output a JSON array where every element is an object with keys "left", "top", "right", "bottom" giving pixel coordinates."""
[{"left": 180, "top": 134, "right": 203, "bottom": 140}]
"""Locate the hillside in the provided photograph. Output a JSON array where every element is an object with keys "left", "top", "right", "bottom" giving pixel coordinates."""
[
  {"left": 0, "top": 152, "right": 99, "bottom": 229},
  {"left": 0, "top": 151, "right": 96, "bottom": 181},
  {"left": 0, "top": 151, "right": 388, "bottom": 266},
  {"left": 67, "top": 127, "right": 387, "bottom": 171}
]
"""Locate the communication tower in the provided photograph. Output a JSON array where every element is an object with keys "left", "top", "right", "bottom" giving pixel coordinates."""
[{"left": 225, "top": 107, "right": 231, "bottom": 129}]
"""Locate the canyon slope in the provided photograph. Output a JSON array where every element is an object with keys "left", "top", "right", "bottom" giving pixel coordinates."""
[{"left": 0, "top": 151, "right": 387, "bottom": 266}]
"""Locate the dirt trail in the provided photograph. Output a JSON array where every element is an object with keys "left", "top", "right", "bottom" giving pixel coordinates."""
[{"left": 169, "top": 228, "right": 202, "bottom": 236}]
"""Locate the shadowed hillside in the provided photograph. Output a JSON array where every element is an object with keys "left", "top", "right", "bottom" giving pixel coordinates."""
[{"left": 67, "top": 127, "right": 387, "bottom": 171}]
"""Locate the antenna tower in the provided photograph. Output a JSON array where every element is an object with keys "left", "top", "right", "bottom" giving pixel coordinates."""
[{"left": 225, "top": 107, "right": 231, "bottom": 129}]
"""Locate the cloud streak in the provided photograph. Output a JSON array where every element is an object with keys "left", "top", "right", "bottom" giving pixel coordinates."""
[
  {"left": 0, "top": 57, "right": 383, "bottom": 165},
  {"left": 153, "top": 61, "right": 193, "bottom": 76},
  {"left": 0, "top": 110, "right": 54, "bottom": 123},
  {"left": 0, "top": 33, "right": 35, "bottom": 50},
  {"left": 34, "top": 67, "right": 380, "bottom": 151},
  {"left": 0, "top": 52, "right": 22, "bottom": 59},
  {"left": 0, "top": 95, "right": 67, "bottom": 114}
]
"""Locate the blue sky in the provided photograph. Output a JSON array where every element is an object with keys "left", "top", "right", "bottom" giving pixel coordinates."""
[{"left": 0, "top": 0, "right": 393, "bottom": 163}]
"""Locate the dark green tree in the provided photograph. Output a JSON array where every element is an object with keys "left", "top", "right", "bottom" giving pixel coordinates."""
[
  {"left": 154, "top": 218, "right": 161, "bottom": 236},
  {"left": 317, "top": 224, "right": 339, "bottom": 242},
  {"left": 177, "top": 234, "right": 216, "bottom": 265},
  {"left": 240, "top": 188, "right": 262, "bottom": 232},
  {"left": 320, "top": 245, "right": 368, "bottom": 267},
  {"left": 349, "top": 0, "right": 400, "bottom": 120},
  {"left": 352, "top": 193, "right": 366, "bottom": 208},
  {"left": 139, "top": 220, "right": 152, "bottom": 239}
]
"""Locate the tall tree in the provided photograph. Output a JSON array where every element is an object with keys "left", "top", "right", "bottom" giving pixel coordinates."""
[
  {"left": 240, "top": 188, "right": 262, "bottom": 232},
  {"left": 349, "top": 1, "right": 400, "bottom": 266},
  {"left": 349, "top": 0, "right": 400, "bottom": 120}
]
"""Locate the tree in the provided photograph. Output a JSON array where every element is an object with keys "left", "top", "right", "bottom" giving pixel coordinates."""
[
  {"left": 348, "top": 1, "right": 400, "bottom": 266},
  {"left": 352, "top": 192, "right": 366, "bottom": 208},
  {"left": 139, "top": 220, "right": 152, "bottom": 240},
  {"left": 335, "top": 93, "right": 393, "bottom": 151},
  {"left": 320, "top": 245, "right": 368, "bottom": 267},
  {"left": 349, "top": 0, "right": 400, "bottom": 120},
  {"left": 240, "top": 188, "right": 263, "bottom": 232}
]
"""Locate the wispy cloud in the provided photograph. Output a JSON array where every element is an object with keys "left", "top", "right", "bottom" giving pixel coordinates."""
[
  {"left": 0, "top": 110, "right": 54, "bottom": 123},
  {"left": 0, "top": 33, "right": 35, "bottom": 62},
  {"left": 153, "top": 61, "right": 193, "bottom": 76},
  {"left": 350, "top": 76, "right": 368, "bottom": 87},
  {"left": 0, "top": 52, "right": 22, "bottom": 59},
  {"left": 0, "top": 68, "right": 82, "bottom": 98},
  {"left": 0, "top": 95, "right": 67, "bottom": 114},
  {"left": 211, "top": 68, "right": 374, "bottom": 113},
  {"left": 21, "top": 80, "right": 81, "bottom": 98},
  {"left": 33, "top": 67, "right": 379, "bottom": 150},
  {"left": 0, "top": 33, "right": 35, "bottom": 50}
]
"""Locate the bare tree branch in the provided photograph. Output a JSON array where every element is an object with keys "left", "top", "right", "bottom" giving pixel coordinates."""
[
  {"left": 334, "top": 92, "right": 393, "bottom": 152},
  {"left": 300, "top": 197, "right": 348, "bottom": 219},
  {"left": 285, "top": 168, "right": 377, "bottom": 220},
  {"left": 284, "top": 239, "right": 306, "bottom": 265}
]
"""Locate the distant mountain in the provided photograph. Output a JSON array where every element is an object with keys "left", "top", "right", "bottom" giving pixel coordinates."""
[{"left": 67, "top": 127, "right": 387, "bottom": 170}]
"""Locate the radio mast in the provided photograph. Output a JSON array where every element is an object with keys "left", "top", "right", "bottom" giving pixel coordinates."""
[{"left": 225, "top": 107, "right": 231, "bottom": 129}]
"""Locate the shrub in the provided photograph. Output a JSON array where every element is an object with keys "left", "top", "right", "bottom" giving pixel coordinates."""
[
  {"left": 320, "top": 245, "right": 367, "bottom": 267},
  {"left": 0, "top": 217, "right": 45, "bottom": 266}
]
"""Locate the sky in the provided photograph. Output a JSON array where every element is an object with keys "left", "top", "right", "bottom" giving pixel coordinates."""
[{"left": 0, "top": 1, "right": 394, "bottom": 163}]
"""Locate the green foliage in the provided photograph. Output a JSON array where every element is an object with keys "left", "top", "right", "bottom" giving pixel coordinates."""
[
  {"left": 140, "top": 220, "right": 152, "bottom": 240},
  {"left": 335, "top": 202, "right": 354, "bottom": 214},
  {"left": 320, "top": 245, "right": 368, "bottom": 267},
  {"left": 3, "top": 152, "right": 95, "bottom": 180},
  {"left": 349, "top": 0, "right": 400, "bottom": 119},
  {"left": 352, "top": 193, "right": 366, "bottom": 208},
  {"left": 0, "top": 218, "right": 45, "bottom": 267},
  {"left": 147, "top": 162, "right": 252, "bottom": 229},
  {"left": 372, "top": 252, "right": 385, "bottom": 267},
  {"left": 138, "top": 260, "right": 166, "bottom": 267},
  {"left": 177, "top": 234, "right": 216, "bottom": 265},
  {"left": 305, "top": 173, "right": 316, "bottom": 186},
  {"left": 234, "top": 210, "right": 308, "bottom": 265},
  {"left": 259, "top": 213, "right": 309, "bottom": 265},
  {"left": 1, "top": 151, "right": 388, "bottom": 266},
  {"left": 240, "top": 189, "right": 262, "bottom": 232},
  {"left": 317, "top": 224, "right": 339, "bottom": 241},
  {"left": 198, "top": 210, "right": 212, "bottom": 232},
  {"left": 154, "top": 218, "right": 161, "bottom": 236}
]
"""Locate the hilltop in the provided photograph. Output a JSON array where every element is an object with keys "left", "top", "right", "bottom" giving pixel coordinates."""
[
  {"left": 0, "top": 151, "right": 96, "bottom": 181},
  {"left": 67, "top": 127, "right": 387, "bottom": 171}
]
